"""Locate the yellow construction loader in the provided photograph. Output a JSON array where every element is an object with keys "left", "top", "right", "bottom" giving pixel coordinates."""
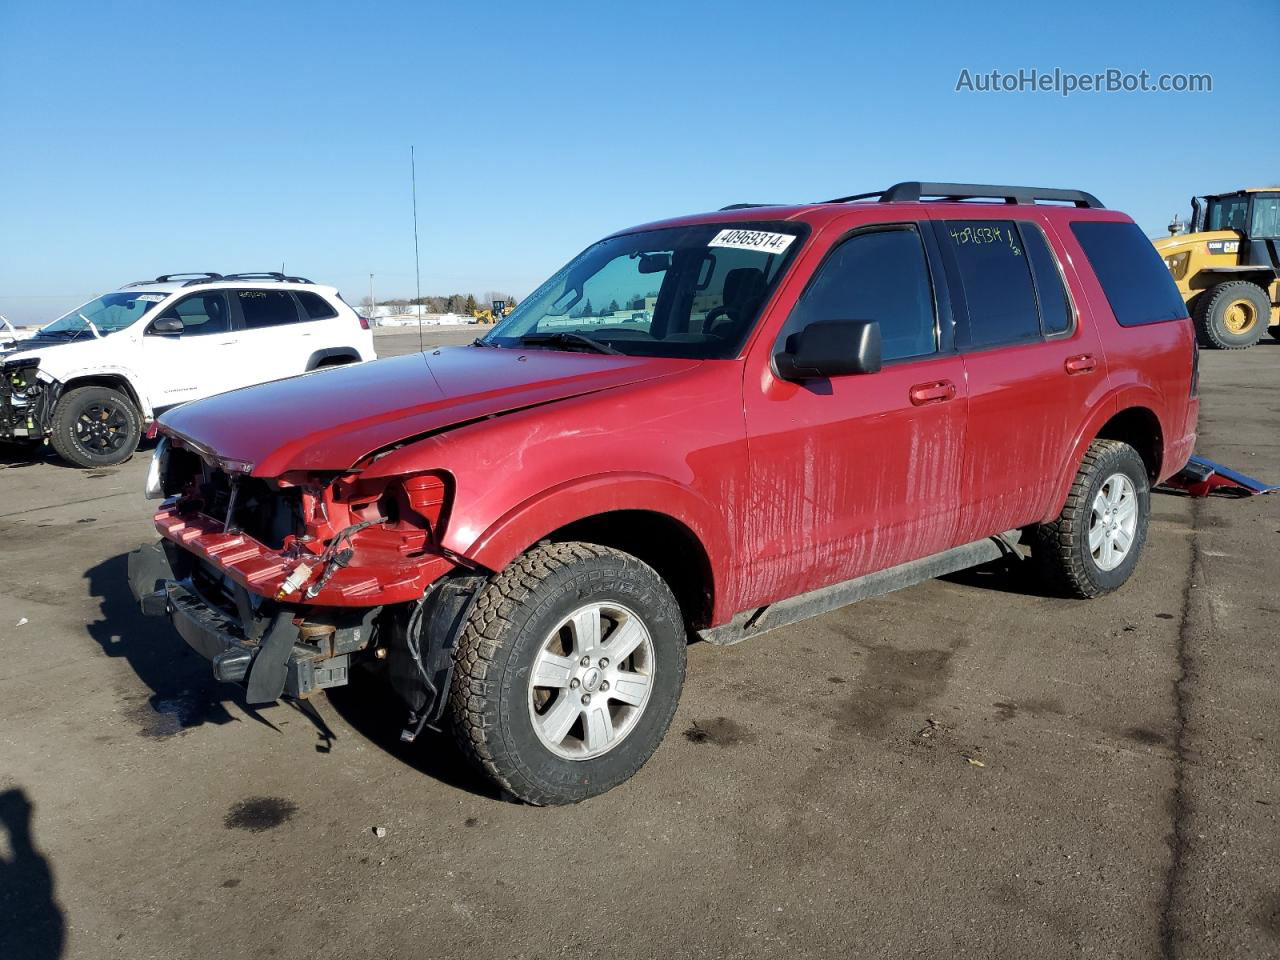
[{"left": 1154, "top": 188, "right": 1280, "bottom": 349}]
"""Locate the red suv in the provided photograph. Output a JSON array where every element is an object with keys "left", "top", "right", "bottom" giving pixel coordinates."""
[{"left": 130, "top": 182, "right": 1198, "bottom": 804}]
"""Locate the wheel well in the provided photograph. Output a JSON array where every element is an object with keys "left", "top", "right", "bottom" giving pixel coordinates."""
[
  {"left": 307, "top": 349, "right": 360, "bottom": 370},
  {"left": 1096, "top": 407, "right": 1162, "bottom": 480},
  {"left": 545, "top": 510, "right": 715, "bottom": 630},
  {"left": 62, "top": 375, "right": 142, "bottom": 411}
]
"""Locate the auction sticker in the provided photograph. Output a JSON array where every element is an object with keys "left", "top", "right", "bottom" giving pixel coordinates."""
[
  {"left": 136, "top": 294, "right": 166, "bottom": 302},
  {"left": 709, "top": 229, "right": 796, "bottom": 254}
]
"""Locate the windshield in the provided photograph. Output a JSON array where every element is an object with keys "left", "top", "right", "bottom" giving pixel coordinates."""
[
  {"left": 1206, "top": 195, "right": 1249, "bottom": 232},
  {"left": 1251, "top": 197, "right": 1280, "bottom": 238},
  {"left": 484, "top": 223, "right": 807, "bottom": 359},
  {"left": 41, "top": 292, "right": 168, "bottom": 337}
]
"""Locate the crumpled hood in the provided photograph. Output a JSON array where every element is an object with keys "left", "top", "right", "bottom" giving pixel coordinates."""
[
  {"left": 1, "top": 332, "right": 109, "bottom": 364},
  {"left": 159, "top": 345, "right": 699, "bottom": 476}
]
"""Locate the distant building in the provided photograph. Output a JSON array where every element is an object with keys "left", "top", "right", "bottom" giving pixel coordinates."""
[{"left": 366, "top": 306, "right": 473, "bottom": 326}]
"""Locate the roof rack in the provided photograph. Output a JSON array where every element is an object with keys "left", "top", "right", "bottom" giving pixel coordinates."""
[
  {"left": 122, "top": 272, "right": 224, "bottom": 288},
  {"left": 181, "top": 272, "right": 314, "bottom": 287},
  {"left": 828, "top": 181, "right": 1104, "bottom": 209},
  {"left": 718, "top": 202, "right": 780, "bottom": 211}
]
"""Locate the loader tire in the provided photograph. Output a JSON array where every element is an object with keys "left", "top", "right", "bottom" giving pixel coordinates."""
[{"left": 1194, "top": 281, "right": 1270, "bottom": 350}]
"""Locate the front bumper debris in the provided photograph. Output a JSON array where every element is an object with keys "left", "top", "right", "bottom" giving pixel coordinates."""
[
  {"left": 0, "top": 359, "right": 57, "bottom": 441},
  {"left": 1163, "top": 454, "right": 1278, "bottom": 497},
  {"left": 128, "top": 540, "right": 375, "bottom": 703}
]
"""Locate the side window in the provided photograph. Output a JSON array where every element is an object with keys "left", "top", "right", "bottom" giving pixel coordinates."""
[
  {"left": 237, "top": 290, "right": 302, "bottom": 329},
  {"left": 1021, "top": 225, "right": 1073, "bottom": 336},
  {"left": 944, "top": 221, "right": 1041, "bottom": 349},
  {"left": 1070, "top": 221, "right": 1188, "bottom": 327},
  {"left": 295, "top": 291, "right": 339, "bottom": 320},
  {"left": 160, "top": 294, "right": 229, "bottom": 335},
  {"left": 780, "top": 227, "right": 937, "bottom": 363}
]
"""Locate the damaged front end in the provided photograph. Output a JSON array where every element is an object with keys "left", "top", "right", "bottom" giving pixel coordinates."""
[
  {"left": 130, "top": 436, "right": 480, "bottom": 722},
  {"left": 0, "top": 357, "right": 60, "bottom": 441}
]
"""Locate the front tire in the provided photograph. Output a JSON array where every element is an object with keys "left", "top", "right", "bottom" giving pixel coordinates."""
[
  {"left": 48, "top": 385, "right": 142, "bottom": 468},
  {"left": 1030, "top": 440, "right": 1151, "bottom": 599},
  {"left": 448, "top": 542, "right": 687, "bottom": 805},
  {"left": 1194, "top": 281, "right": 1271, "bottom": 350}
]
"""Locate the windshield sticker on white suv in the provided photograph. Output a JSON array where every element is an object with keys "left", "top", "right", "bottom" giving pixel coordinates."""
[
  {"left": 136, "top": 294, "right": 166, "bottom": 303},
  {"left": 709, "top": 229, "right": 796, "bottom": 254}
]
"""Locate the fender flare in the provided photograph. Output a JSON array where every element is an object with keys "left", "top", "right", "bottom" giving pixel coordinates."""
[
  {"left": 54, "top": 365, "right": 154, "bottom": 419},
  {"left": 451, "top": 471, "right": 729, "bottom": 591},
  {"left": 1043, "top": 385, "right": 1168, "bottom": 521}
]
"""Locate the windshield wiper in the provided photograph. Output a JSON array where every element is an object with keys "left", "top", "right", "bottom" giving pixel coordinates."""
[{"left": 514, "top": 332, "right": 621, "bottom": 355}]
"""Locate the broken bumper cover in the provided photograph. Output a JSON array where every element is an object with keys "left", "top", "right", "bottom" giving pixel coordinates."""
[
  {"left": 128, "top": 541, "right": 370, "bottom": 704},
  {"left": 153, "top": 502, "right": 455, "bottom": 607}
]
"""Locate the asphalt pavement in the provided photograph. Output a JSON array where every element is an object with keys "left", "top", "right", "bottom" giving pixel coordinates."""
[{"left": 0, "top": 328, "right": 1276, "bottom": 960}]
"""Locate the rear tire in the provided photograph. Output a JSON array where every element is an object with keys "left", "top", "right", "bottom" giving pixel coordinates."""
[
  {"left": 1029, "top": 440, "right": 1150, "bottom": 599},
  {"left": 448, "top": 542, "right": 687, "bottom": 805},
  {"left": 48, "top": 385, "right": 142, "bottom": 468},
  {"left": 1194, "top": 281, "right": 1270, "bottom": 350}
]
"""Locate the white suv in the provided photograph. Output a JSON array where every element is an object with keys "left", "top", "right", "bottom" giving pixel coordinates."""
[{"left": 0, "top": 272, "right": 375, "bottom": 468}]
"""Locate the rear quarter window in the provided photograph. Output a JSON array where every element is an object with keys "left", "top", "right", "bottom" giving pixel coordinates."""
[
  {"left": 296, "top": 291, "right": 339, "bottom": 320},
  {"left": 1070, "top": 221, "right": 1187, "bottom": 327}
]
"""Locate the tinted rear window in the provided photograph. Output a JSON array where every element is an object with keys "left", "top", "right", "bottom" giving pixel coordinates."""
[
  {"left": 1070, "top": 221, "right": 1187, "bottom": 326},
  {"left": 945, "top": 221, "right": 1041, "bottom": 349},
  {"left": 238, "top": 290, "right": 301, "bottom": 329}
]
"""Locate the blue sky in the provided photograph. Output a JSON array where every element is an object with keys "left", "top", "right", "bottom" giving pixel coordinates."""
[{"left": 2, "top": 0, "right": 1276, "bottom": 324}]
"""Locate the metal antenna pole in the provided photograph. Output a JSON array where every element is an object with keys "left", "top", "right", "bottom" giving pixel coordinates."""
[
  {"left": 369, "top": 273, "right": 375, "bottom": 320},
  {"left": 411, "top": 145, "right": 423, "bottom": 352}
]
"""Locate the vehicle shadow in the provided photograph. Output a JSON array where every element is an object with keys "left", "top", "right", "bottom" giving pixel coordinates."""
[
  {"left": 940, "top": 550, "right": 1051, "bottom": 597},
  {"left": 84, "top": 552, "right": 253, "bottom": 734},
  {"left": 324, "top": 674, "right": 504, "bottom": 801},
  {"left": 0, "top": 438, "right": 156, "bottom": 470},
  {"left": 85, "top": 551, "right": 501, "bottom": 799},
  {"left": 0, "top": 441, "right": 47, "bottom": 468},
  {"left": 0, "top": 788, "right": 65, "bottom": 960}
]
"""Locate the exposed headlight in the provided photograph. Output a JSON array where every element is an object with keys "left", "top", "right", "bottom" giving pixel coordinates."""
[
  {"left": 144, "top": 435, "right": 170, "bottom": 500},
  {"left": 1165, "top": 251, "right": 1189, "bottom": 281}
]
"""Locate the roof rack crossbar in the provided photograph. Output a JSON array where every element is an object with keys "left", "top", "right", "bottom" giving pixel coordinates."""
[
  {"left": 180, "top": 272, "right": 314, "bottom": 287},
  {"left": 828, "top": 182, "right": 1103, "bottom": 209},
  {"left": 123, "top": 272, "right": 224, "bottom": 288}
]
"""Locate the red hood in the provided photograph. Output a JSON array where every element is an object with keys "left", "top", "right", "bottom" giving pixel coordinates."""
[{"left": 159, "top": 346, "right": 698, "bottom": 476}]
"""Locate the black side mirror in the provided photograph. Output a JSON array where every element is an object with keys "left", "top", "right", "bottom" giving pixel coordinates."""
[
  {"left": 774, "top": 320, "right": 882, "bottom": 381},
  {"left": 149, "top": 316, "right": 183, "bottom": 336}
]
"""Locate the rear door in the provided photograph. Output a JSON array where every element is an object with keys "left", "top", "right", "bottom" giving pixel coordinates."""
[
  {"left": 742, "top": 221, "right": 969, "bottom": 604},
  {"left": 139, "top": 291, "right": 239, "bottom": 406},
  {"left": 228, "top": 288, "right": 312, "bottom": 386},
  {"left": 934, "top": 217, "right": 1107, "bottom": 542}
]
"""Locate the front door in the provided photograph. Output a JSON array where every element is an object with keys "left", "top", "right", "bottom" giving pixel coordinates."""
[
  {"left": 742, "top": 223, "right": 968, "bottom": 607},
  {"left": 140, "top": 291, "right": 239, "bottom": 408}
]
